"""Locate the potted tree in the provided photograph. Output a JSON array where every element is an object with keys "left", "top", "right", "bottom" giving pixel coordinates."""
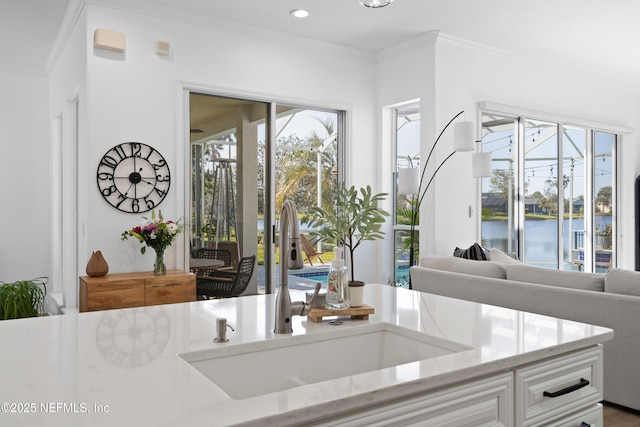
[
  {"left": 0, "top": 277, "right": 47, "bottom": 320},
  {"left": 596, "top": 224, "right": 612, "bottom": 249},
  {"left": 306, "top": 183, "right": 389, "bottom": 305}
]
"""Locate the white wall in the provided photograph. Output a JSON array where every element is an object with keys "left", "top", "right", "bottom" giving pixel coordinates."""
[
  {"left": 49, "top": 8, "right": 88, "bottom": 307},
  {"left": 375, "top": 33, "right": 438, "bottom": 283},
  {"left": 5, "top": 5, "right": 639, "bottom": 300},
  {"left": 377, "top": 32, "right": 640, "bottom": 269},
  {"left": 53, "top": 4, "right": 380, "bottom": 302},
  {"left": 435, "top": 36, "right": 640, "bottom": 269},
  {"left": 0, "top": 71, "right": 50, "bottom": 282}
]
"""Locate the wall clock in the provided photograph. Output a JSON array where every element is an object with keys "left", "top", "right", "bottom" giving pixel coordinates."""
[{"left": 97, "top": 142, "right": 171, "bottom": 213}]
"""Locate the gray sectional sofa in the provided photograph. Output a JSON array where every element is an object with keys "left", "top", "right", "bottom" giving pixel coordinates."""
[{"left": 410, "top": 254, "right": 640, "bottom": 411}]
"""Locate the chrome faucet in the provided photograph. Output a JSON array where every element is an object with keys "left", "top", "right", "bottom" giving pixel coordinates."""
[{"left": 274, "top": 200, "right": 321, "bottom": 334}]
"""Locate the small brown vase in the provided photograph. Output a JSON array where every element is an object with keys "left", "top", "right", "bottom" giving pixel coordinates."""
[{"left": 86, "top": 250, "right": 109, "bottom": 277}]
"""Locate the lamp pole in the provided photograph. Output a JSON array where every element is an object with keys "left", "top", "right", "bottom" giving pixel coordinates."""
[{"left": 397, "top": 110, "right": 478, "bottom": 289}]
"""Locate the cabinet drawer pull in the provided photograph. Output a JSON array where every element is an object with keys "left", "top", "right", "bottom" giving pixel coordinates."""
[
  {"left": 580, "top": 423, "right": 590, "bottom": 427},
  {"left": 543, "top": 378, "right": 590, "bottom": 398}
]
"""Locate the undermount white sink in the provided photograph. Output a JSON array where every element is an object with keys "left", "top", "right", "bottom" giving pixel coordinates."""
[{"left": 180, "top": 323, "right": 470, "bottom": 400}]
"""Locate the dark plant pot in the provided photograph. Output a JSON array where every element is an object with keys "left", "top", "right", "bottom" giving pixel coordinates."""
[{"left": 349, "top": 281, "right": 365, "bottom": 307}]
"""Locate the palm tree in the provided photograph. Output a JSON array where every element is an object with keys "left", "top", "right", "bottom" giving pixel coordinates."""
[
  {"left": 275, "top": 115, "right": 337, "bottom": 215},
  {"left": 396, "top": 196, "right": 419, "bottom": 262}
]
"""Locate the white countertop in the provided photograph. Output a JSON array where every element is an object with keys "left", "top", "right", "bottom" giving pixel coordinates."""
[{"left": 0, "top": 284, "right": 612, "bottom": 426}]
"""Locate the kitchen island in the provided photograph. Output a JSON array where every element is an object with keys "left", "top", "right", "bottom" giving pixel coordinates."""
[{"left": 0, "top": 284, "right": 612, "bottom": 426}]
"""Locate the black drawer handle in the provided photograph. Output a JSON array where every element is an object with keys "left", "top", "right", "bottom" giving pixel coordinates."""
[
  {"left": 543, "top": 378, "right": 590, "bottom": 398},
  {"left": 580, "top": 423, "right": 591, "bottom": 427}
]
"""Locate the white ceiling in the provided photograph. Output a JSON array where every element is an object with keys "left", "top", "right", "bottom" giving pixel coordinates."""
[{"left": 2, "top": 0, "right": 640, "bottom": 89}]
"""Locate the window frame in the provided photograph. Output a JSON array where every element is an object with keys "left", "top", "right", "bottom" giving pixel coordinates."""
[{"left": 479, "top": 102, "right": 624, "bottom": 272}]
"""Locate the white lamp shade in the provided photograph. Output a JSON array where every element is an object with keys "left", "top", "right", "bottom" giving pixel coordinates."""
[
  {"left": 397, "top": 167, "right": 420, "bottom": 195},
  {"left": 453, "top": 121, "right": 475, "bottom": 152},
  {"left": 472, "top": 152, "right": 493, "bottom": 178}
]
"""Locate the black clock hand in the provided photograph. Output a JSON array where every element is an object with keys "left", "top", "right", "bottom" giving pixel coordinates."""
[
  {"left": 139, "top": 174, "right": 156, "bottom": 185},
  {"left": 122, "top": 182, "right": 135, "bottom": 198}
]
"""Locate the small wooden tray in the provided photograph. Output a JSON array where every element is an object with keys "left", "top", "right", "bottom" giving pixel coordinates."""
[{"left": 307, "top": 304, "right": 374, "bottom": 323}]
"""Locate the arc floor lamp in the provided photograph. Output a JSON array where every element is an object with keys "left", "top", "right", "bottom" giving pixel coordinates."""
[{"left": 397, "top": 110, "right": 492, "bottom": 287}]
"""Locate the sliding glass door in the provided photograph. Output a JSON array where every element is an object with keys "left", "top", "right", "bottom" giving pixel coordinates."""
[
  {"left": 190, "top": 93, "right": 267, "bottom": 294},
  {"left": 189, "top": 92, "right": 343, "bottom": 294}
]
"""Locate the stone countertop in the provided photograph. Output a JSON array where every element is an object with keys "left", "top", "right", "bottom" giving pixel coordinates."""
[{"left": 0, "top": 284, "right": 612, "bottom": 426}]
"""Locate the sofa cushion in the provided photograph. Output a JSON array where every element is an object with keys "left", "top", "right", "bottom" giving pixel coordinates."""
[
  {"left": 453, "top": 243, "right": 488, "bottom": 260},
  {"left": 420, "top": 256, "right": 506, "bottom": 279},
  {"left": 605, "top": 268, "right": 640, "bottom": 297},
  {"left": 487, "top": 247, "right": 520, "bottom": 264},
  {"left": 505, "top": 264, "right": 604, "bottom": 292}
]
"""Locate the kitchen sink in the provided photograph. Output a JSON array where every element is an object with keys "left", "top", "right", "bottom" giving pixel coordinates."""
[{"left": 180, "top": 322, "right": 470, "bottom": 399}]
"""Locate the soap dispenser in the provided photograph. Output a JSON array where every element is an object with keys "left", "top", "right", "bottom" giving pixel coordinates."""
[{"left": 325, "top": 247, "right": 350, "bottom": 310}]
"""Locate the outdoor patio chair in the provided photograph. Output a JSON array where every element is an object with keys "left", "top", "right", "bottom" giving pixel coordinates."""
[
  {"left": 211, "top": 241, "right": 239, "bottom": 270},
  {"left": 299, "top": 234, "right": 325, "bottom": 266},
  {"left": 196, "top": 255, "right": 256, "bottom": 299},
  {"left": 191, "top": 248, "right": 232, "bottom": 276}
]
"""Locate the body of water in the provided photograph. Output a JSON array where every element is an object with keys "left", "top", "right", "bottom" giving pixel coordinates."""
[{"left": 482, "top": 216, "right": 612, "bottom": 270}]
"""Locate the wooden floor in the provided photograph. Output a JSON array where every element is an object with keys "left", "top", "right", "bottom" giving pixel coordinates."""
[{"left": 604, "top": 403, "right": 640, "bottom": 426}]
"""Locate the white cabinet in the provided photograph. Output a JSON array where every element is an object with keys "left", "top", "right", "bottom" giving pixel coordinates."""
[
  {"left": 310, "top": 346, "right": 603, "bottom": 426},
  {"left": 515, "top": 346, "right": 603, "bottom": 426},
  {"left": 313, "top": 373, "right": 513, "bottom": 427},
  {"left": 546, "top": 404, "right": 603, "bottom": 427}
]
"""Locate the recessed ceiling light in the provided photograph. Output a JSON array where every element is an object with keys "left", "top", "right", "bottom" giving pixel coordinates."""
[
  {"left": 359, "top": 0, "right": 394, "bottom": 8},
  {"left": 290, "top": 9, "right": 310, "bottom": 18}
]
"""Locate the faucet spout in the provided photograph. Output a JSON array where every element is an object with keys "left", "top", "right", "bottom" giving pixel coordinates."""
[{"left": 274, "top": 200, "right": 311, "bottom": 334}]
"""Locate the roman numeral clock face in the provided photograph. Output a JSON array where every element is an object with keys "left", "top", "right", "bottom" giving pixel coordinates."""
[{"left": 97, "top": 142, "right": 171, "bottom": 213}]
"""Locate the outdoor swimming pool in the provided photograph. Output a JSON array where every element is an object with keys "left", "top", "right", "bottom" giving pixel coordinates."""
[{"left": 290, "top": 265, "right": 410, "bottom": 285}]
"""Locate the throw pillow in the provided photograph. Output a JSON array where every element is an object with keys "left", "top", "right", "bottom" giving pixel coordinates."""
[
  {"left": 505, "top": 264, "right": 604, "bottom": 292},
  {"left": 453, "top": 243, "right": 488, "bottom": 261},
  {"left": 420, "top": 256, "right": 507, "bottom": 279},
  {"left": 605, "top": 268, "right": 640, "bottom": 297},
  {"left": 487, "top": 247, "right": 520, "bottom": 265}
]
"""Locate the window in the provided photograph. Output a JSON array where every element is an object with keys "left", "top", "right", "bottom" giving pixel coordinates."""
[
  {"left": 480, "top": 109, "right": 617, "bottom": 272},
  {"left": 392, "top": 102, "right": 420, "bottom": 286}
]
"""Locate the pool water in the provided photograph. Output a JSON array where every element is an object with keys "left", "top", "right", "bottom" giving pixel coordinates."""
[
  {"left": 291, "top": 272, "right": 328, "bottom": 283},
  {"left": 290, "top": 265, "right": 410, "bottom": 284}
]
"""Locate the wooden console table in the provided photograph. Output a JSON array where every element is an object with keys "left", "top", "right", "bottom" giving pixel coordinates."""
[{"left": 79, "top": 270, "right": 196, "bottom": 312}]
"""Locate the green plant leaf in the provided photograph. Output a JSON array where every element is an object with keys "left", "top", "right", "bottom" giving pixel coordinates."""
[{"left": 305, "top": 182, "right": 388, "bottom": 281}]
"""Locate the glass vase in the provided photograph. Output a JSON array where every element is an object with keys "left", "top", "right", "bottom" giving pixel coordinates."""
[{"left": 153, "top": 248, "right": 166, "bottom": 276}]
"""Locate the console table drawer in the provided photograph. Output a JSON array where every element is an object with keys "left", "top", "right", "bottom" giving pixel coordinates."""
[
  {"left": 515, "top": 346, "right": 603, "bottom": 426},
  {"left": 80, "top": 278, "right": 145, "bottom": 312},
  {"left": 146, "top": 275, "right": 195, "bottom": 306},
  {"left": 80, "top": 271, "right": 195, "bottom": 312}
]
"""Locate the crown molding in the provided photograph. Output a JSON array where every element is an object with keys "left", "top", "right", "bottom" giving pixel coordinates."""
[
  {"left": 437, "top": 32, "right": 640, "bottom": 95},
  {"left": 42, "top": 1, "right": 640, "bottom": 94},
  {"left": 375, "top": 29, "right": 640, "bottom": 96},
  {"left": 53, "top": 0, "right": 375, "bottom": 65},
  {"left": 376, "top": 30, "right": 439, "bottom": 61},
  {"left": 44, "top": 0, "right": 85, "bottom": 76},
  {"left": 0, "top": 61, "right": 47, "bottom": 78}
]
